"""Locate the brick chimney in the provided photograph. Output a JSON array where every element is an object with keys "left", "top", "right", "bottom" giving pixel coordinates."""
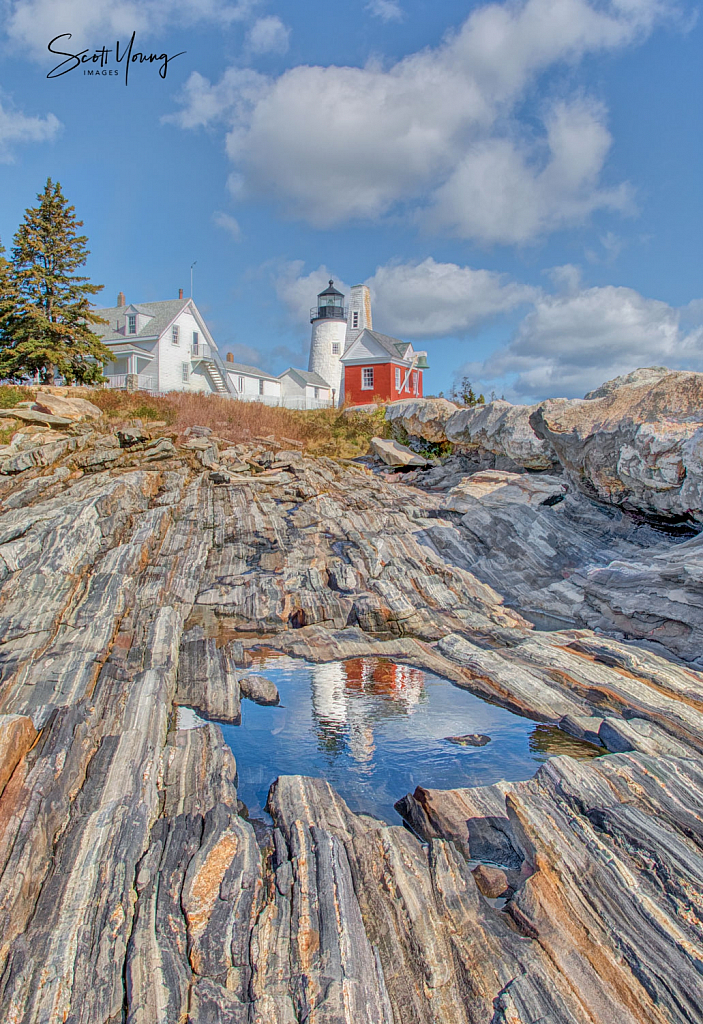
[
  {"left": 117, "top": 291, "right": 126, "bottom": 306},
  {"left": 179, "top": 288, "right": 183, "bottom": 300},
  {"left": 226, "top": 352, "right": 234, "bottom": 363}
]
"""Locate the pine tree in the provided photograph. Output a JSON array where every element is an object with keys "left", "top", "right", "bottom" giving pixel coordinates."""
[{"left": 0, "top": 179, "right": 111, "bottom": 384}]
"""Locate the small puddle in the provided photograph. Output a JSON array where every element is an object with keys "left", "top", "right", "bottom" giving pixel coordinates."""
[{"left": 213, "top": 656, "right": 602, "bottom": 824}]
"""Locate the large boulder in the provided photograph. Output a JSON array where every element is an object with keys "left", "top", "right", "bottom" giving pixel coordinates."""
[
  {"left": 529, "top": 370, "right": 703, "bottom": 522},
  {"left": 385, "top": 398, "right": 458, "bottom": 443},
  {"left": 443, "top": 470, "right": 565, "bottom": 513},
  {"left": 369, "top": 437, "right": 428, "bottom": 467},
  {"left": 33, "top": 391, "right": 102, "bottom": 421},
  {"left": 445, "top": 401, "right": 558, "bottom": 471},
  {"left": 584, "top": 366, "right": 671, "bottom": 400}
]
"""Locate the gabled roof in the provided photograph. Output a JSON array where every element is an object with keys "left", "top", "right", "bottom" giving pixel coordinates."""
[
  {"left": 279, "top": 367, "right": 330, "bottom": 388},
  {"left": 341, "top": 328, "right": 414, "bottom": 364},
  {"left": 225, "top": 362, "right": 279, "bottom": 381},
  {"left": 92, "top": 298, "right": 193, "bottom": 343}
]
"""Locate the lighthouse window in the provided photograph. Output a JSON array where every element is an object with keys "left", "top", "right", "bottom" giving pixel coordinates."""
[
  {"left": 362, "top": 367, "right": 374, "bottom": 390},
  {"left": 331, "top": 342, "right": 340, "bottom": 355}
]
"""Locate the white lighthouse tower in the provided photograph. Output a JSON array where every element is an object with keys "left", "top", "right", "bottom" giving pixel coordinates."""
[{"left": 308, "top": 280, "right": 347, "bottom": 404}]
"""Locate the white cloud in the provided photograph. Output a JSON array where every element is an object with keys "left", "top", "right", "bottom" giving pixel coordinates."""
[
  {"left": 5, "top": 0, "right": 259, "bottom": 57},
  {"left": 366, "top": 0, "right": 403, "bottom": 21},
  {"left": 0, "top": 96, "right": 61, "bottom": 162},
  {"left": 273, "top": 256, "right": 534, "bottom": 339},
  {"left": 169, "top": 0, "right": 670, "bottom": 242},
  {"left": 245, "top": 15, "right": 290, "bottom": 55},
  {"left": 471, "top": 283, "right": 703, "bottom": 401},
  {"left": 366, "top": 258, "right": 536, "bottom": 337},
  {"left": 212, "top": 210, "right": 242, "bottom": 240}
]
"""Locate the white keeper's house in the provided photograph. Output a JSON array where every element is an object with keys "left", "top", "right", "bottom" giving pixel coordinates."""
[
  {"left": 94, "top": 291, "right": 333, "bottom": 408},
  {"left": 94, "top": 291, "right": 231, "bottom": 396}
]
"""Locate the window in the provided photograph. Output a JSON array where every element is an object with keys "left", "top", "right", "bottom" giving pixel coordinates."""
[
  {"left": 331, "top": 342, "right": 340, "bottom": 355},
  {"left": 352, "top": 311, "right": 359, "bottom": 328},
  {"left": 314, "top": 387, "right": 320, "bottom": 399},
  {"left": 237, "top": 376, "right": 244, "bottom": 392},
  {"left": 192, "top": 331, "right": 199, "bottom": 354},
  {"left": 395, "top": 367, "right": 401, "bottom": 391},
  {"left": 362, "top": 367, "right": 374, "bottom": 390},
  {"left": 259, "top": 379, "right": 265, "bottom": 395},
  {"left": 412, "top": 371, "right": 418, "bottom": 394},
  {"left": 172, "top": 325, "right": 180, "bottom": 345},
  {"left": 182, "top": 362, "right": 189, "bottom": 382},
  {"left": 127, "top": 314, "right": 136, "bottom": 335}
]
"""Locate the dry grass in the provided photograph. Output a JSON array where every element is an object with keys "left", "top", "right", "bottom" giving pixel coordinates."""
[{"left": 2, "top": 385, "right": 392, "bottom": 458}]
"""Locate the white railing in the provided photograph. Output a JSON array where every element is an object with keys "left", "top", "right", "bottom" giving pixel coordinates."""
[
  {"left": 104, "top": 374, "right": 158, "bottom": 392},
  {"left": 230, "top": 394, "right": 333, "bottom": 410}
]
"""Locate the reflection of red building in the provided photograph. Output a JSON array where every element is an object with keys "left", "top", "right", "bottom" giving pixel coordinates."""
[{"left": 343, "top": 658, "right": 424, "bottom": 700}]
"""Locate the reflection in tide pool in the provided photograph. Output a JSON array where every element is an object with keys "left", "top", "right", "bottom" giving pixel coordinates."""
[{"left": 220, "top": 656, "right": 600, "bottom": 824}]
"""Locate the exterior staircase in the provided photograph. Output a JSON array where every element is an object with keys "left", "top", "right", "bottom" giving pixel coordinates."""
[{"left": 205, "top": 360, "right": 230, "bottom": 395}]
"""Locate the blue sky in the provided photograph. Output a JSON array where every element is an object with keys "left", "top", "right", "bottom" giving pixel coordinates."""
[{"left": 0, "top": 0, "right": 701, "bottom": 401}]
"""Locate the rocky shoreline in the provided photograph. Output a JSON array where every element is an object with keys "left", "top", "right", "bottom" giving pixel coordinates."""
[{"left": 0, "top": 377, "right": 701, "bottom": 1022}]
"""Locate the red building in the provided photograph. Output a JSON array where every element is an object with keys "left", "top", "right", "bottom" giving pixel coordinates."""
[{"left": 341, "top": 329, "right": 429, "bottom": 405}]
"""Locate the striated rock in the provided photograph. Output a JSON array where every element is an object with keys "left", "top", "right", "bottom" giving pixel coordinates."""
[
  {"left": 530, "top": 369, "right": 703, "bottom": 522},
  {"left": 0, "top": 407, "right": 72, "bottom": 428},
  {"left": 446, "top": 400, "right": 558, "bottom": 471},
  {"left": 385, "top": 397, "right": 458, "bottom": 443},
  {"left": 443, "top": 469, "right": 565, "bottom": 512},
  {"left": 0, "top": 412, "right": 701, "bottom": 1023},
  {"left": 239, "top": 674, "right": 280, "bottom": 706},
  {"left": 369, "top": 436, "right": 429, "bottom": 467}
]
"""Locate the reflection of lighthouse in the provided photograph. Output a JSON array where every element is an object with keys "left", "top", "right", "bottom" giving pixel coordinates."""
[{"left": 310, "top": 662, "right": 346, "bottom": 728}]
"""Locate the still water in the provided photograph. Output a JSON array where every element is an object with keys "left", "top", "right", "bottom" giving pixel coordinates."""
[{"left": 215, "top": 655, "right": 600, "bottom": 825}]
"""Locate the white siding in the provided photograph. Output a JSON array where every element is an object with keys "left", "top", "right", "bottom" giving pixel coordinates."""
[
  {"left": 308, "top": 318, "right": 345, "bottom": 400},
  {"left": 157, "top": 308, "right": 215, "bottom": 393}
]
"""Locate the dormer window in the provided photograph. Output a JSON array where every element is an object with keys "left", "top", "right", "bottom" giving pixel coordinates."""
[
  {"left": 127, "top": 314, "right": 136, "bottom": 335},
  {"left": 172, "top": 325, "right": 180, "bottom": 345}
]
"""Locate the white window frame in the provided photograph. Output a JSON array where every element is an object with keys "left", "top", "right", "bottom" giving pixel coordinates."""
[
  {"left": 182, "top": 362, "right": 189, "bottom": 382},
  {"left": 237, "top": 375, "right": 244, "bottom": 392},
  {"left": 192, "top": 331, "right": 199, "bottom": 353},
  {"left": 412, "top": 371, "right": 418, "bottom": 394},
  {"left": 331, "top": 342, "right": 340, "bottom": 355},
  {"left": 352, "top": 311, "right": 359, "bottom": 328},
  {"left": 172, "top": 325, "right": 180, "bottom": 345},
  {"left": 395, "top": 367, "right": 401, "bottom": 391},
  {"left": 259, "top": 378, "right": 265, "bottom": 395},
  {"left": 127, "top": 314, "right": 136, "bottom": 335},
  {"left": 361, "top": 367, "right": 374, "bottom": 390}
]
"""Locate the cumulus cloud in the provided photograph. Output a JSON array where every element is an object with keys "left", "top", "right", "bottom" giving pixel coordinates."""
[
  {"left": 245, "top": 15, "right": 290, "bottom": 55},
  {"left": 212, "top": 210, "right": 242, "bottom": 240},
  {"left": 470, "top": 283, "right": 703, "bottom": 401},
  {"left": 273, "top": 257, "right": 534, "bottom": 338},
  {"left": 366, "top": 0, "right": 403, "bottom": 21},
  {"left": 5, "top": 0, "right": 259, "bottom": 57},
  {"left": 169, "top": 0, "right": 670, "bottom": 241},
  {"left": 366, "top": 258, "right": 536, "bottom": 338},
  {"left": 0, "top": 95, "right": 61, "bottom": 162}
]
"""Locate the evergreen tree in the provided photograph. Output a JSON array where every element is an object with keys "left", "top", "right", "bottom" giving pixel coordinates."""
[{"left": 0, "top": 179, "right": 111, "bottom": 384}]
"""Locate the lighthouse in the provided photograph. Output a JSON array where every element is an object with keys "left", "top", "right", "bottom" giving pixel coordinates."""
[{"left": 308, "top": 280, "right": 347, "bottom": 404}]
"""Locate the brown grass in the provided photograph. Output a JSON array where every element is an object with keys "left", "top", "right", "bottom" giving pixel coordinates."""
[{"left": 1, "top": 385, "right": 392, "bottom": 458}]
